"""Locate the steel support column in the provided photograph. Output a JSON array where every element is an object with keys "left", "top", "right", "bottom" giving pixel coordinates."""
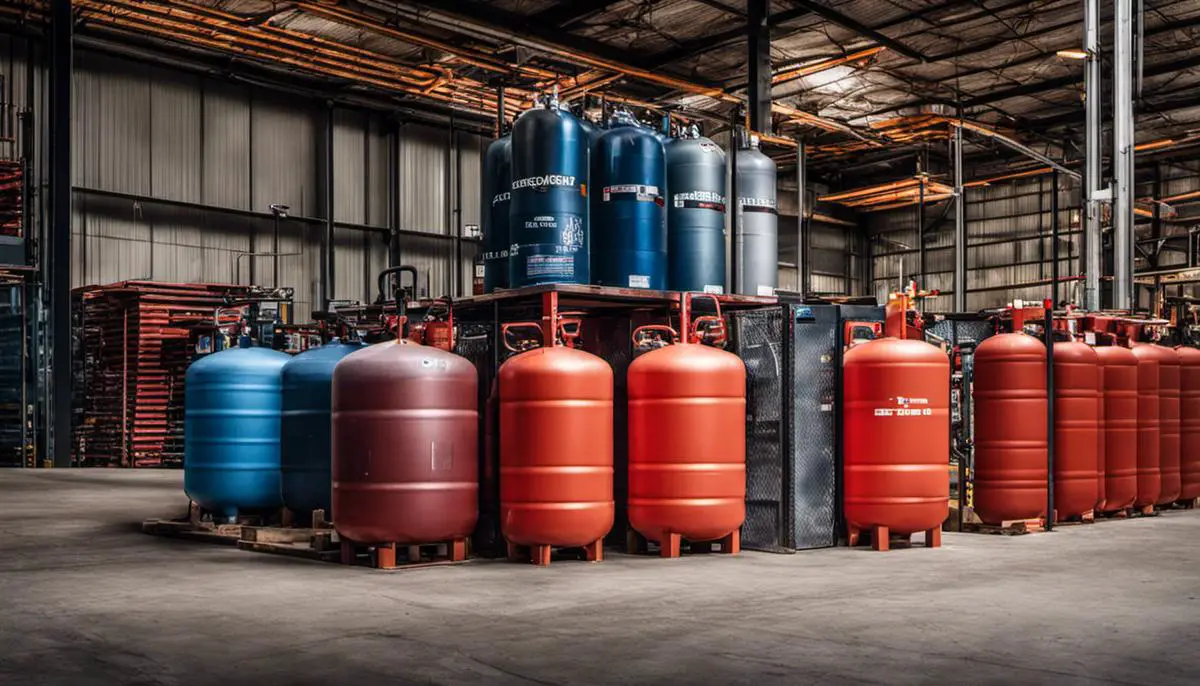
[
  {"left": 323, "top": 102, "right": 335, "bottom": 310},
  {"left": 952, "top": 120, "right": 967, "bottom": 312},
  {"left": 388, "top": 118, "right": 400, "bottom": 267},
  {"left": 796, "top": 138, "right": 807, "bottom": 295},
  {"left": 729, "top": 108, "right": 741, "bottom": 293},
  {"left": 746, "top": 0, "right": 771, "bottom": 134},
  {"left": 1051, "top": 169, "right": 1060, "bottom": 306},
  {"left": 1083, "top": 0, "right": 1103, "bottom": 310},
  {"left": 50, "top": 0, "right": 72, "bottom": 467},
  {"left": 1113, "top": 0, "right": 1135, "bottom": 310}
]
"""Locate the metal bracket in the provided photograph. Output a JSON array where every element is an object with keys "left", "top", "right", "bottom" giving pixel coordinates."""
[{"left": 1092, "top": 186, "right": 1113, "bottom": 202}]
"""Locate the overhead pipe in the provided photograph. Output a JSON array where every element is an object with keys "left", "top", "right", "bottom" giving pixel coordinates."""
[
  {"left": 772, "top": 47, "right": 885, "bottom": 86},
  {"left": 1083, "top": 0, "right": 1103, "bottom": 311},
  {"left": 1114, "top": 0, "right": 1135, "bottom": 310}
]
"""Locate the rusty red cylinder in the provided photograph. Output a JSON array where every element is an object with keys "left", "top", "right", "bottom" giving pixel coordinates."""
[
  {"left": 1157, "top": 347, "right": 1182, "bottom": 504},
  {"left": 332, "top": 341, "right": 479, "bottom": 544},
  {"left": 1129, "top": 345, "right": 1163, "bottom": 507},
  {"left": 1095, "top": 355, "right": 1106, "bottom": 510},
  {"left": 1178, "top": 347, "right": 1200, "bottom": 501},
  {"left": 628, "top": 333, "right": 746, "bottom": 545},
  {"left": 1052, "top": 342, "right": 1100, "bottom": 519},
  {"left": 1095, "top": 346, "right": 1137, "bottom": 512},
  {"left": 500, "top": 344, "right": 614, "bottom": 549},
  {"left": 973, "top": 333, "right": 1048, "bottom": 523},
  {"left": 843, "top": 338, "right": 950, "bottom": 535}
]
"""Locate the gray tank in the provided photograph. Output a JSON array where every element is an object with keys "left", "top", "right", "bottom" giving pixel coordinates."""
[
  {"left": 735, "top": 137, "right": 778, "bottom": 296},
  {"left": 666, "top": 126, "right": 726, "bottom": 293}
]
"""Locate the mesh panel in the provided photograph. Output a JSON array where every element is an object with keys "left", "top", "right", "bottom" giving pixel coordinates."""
[{"left": 790, "top": 306, "right": 839, "bottom": 550}]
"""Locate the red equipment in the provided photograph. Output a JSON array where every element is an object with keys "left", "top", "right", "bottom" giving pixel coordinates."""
[
  {"left": 331, "top": 269, "right": 478, "bottom": 565},
  {"left": 1051, "top": 342, "right": 1100, "bottom": 519},
  {"left": 843, "top": 335, "right": 949, "bottom": 549},
  {"left": 1129, "top": 345, "right": 1164, "bottom": 508},
  {"left": 1095, "top": 346, "right": 1138, "bottom": 512},
  {"left": 627, "top": 294, "right": 746, "bottom": 557},
  {"left": 1177, "top": 347, "right": 1200, "bottom": 501},
  {"left": 499, "top": 318, "right": 614, "bottom": 565},
  {"left": 973, "top": 333, "right": 1048, "bottom": 523}
]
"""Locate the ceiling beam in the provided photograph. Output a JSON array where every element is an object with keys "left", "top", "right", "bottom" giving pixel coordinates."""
[
  {"left": 747, "top": 0, "right": 771, "bottom": 133},
  {"left": 641, "top": 6, "right": 812, "bottom": 69},
  {"left": 782, "top": 0, "right": 927, "bottom": 62},
  {"left": 534, "top": 0, "right": 625, "bottom": 29}
]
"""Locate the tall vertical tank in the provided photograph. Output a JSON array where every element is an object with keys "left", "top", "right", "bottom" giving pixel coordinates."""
[
  {"left": 1177, "top": 346, "right": 1200, "bottom": 501},
  {"left": 481, "top": 135, "right": 512, "bottom": 293},
  {"left": 666, "top": 127, "right": 726, "bottom": 294},
  {"left": 280, "top": 340, "right": 365, "bottom": 517},
  {"left": 331, "top": 340, "right": 478, "bottom": 545},
  {"left": 973, "top": 333, "right": 1048, "bottom": 523},
  {"left": 591, "top": 111, "right": 667, "bottom": 290},
  {"left": 1052, "top": 342, "right": 1100, "bottom": 518},
  {"left": 627, "top": 309, "right": 745, "bottom": 550},
  {"left": 735, "top": 136, "right": 778, "bottom": 296},
  {"left": 1095, "top": 346, "right": 1137, "bottom": 512},
  {"left": 184, "top": 341, "right": 291, "bottom": 521},
  {"left": 1129, "top": 345, "right": 1163, "bottom": 507},
  {"left": 843, "top": 338, "right": 950, "bottom": 540},
  {"left": 509, "top": 96, "right": 589, "bottom": 287},
  {"left": 500, "top": 323, "right": 614, "bottom": 563},
  {"left": 1156, "top": 346, "right": 1182, "bottom": 504}
]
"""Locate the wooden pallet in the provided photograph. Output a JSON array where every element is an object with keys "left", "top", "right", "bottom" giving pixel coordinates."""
[
  {"left": 1175, "top": 497, "right": 1200, "bottom": 510},
  {"left": 847, "top": 523, "right": 942, "bottom": 551},
  {"left": 141, "top": 502, "right": 284, "bottom": 545},
  {"left": 1096, "top": 506, "right": 1132, "bottom": 519},
  {"left": 625, "top": 529, "right": 740, "bottom": 558},
  {"left": 339, "top": 537, "right": 470, "bottom": 570},
  {"left": 1053, "top": 510, "right": 1095, "bottom": 526},
  {"left": 961, "top": 517, "right": 1045, "bottom": 536},
  {"left": 505, "top": 539, "right": 604, "bottom": 566},
  {"left": 1130, "top": 504, "right": 1160, "bottom": 517}
]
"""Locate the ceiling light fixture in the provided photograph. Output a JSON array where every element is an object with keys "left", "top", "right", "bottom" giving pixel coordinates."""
[{"left": 1056, "top": 49, "right": 1089, "bottom": 60}]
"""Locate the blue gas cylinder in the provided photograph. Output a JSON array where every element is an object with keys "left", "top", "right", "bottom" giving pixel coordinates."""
[
  {"left": 591, "top": 111, "right": 667, "bottom": 290},
  {"left": 509, "top": 96, "right": 589, "bottom": 286},
  {"left": 184, "top": 340, "right": 290, "bottom": 522},
  {"left": 280, "top": 340, "right": 366, "bottom": 517}
]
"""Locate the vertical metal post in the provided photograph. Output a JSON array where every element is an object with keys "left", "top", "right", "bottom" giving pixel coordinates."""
[
  {"left": 496, "top": 84, "right": 506, "bottom": 138},
  {"left": 388, "top": 119, "right": 401, "bottom": 267},
  {"left": 1152, "top": 164, "right": 1162, "bottom": 315},
  {"left": 1045, "top": 302, "right": 1055, "bottom": 530},
  {"left": 1051, "top": 169, "right": 1060, "bottom": 306},
  {"left": 746, "top": 0, "right": 771, "bottom": 135},
  {"left": 450, "top": 117, "right": 461, "bottom": 297},
  {"left": 1083, "top": 0, "right": 1103, "bottom": 311},
  {"left": 729, "top": 109, "right": 740, "bottom": 294},
  {"left": 323, "top": 102, "right": 336, "bottom": 310},
  {"left": 50, "top": 0, "right": 72, "bottom": 467},
  {"left": 917, "top": 176, "right": 926, "bottom": 288},
  {"left": 952, "top": 120, "right": 967, "bottom": 312},
  {"left": 795, "top": 138, "right": 806, "bottom": 295},
  {"left": 1113, "top": 0, "right": 1135, "bottom": 311}
]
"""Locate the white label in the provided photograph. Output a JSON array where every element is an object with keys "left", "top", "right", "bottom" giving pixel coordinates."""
[
  {"left": 703, "top": 284, "right": 724, "bottom": 294},
  {"left": 1084, "top": 332, "right": 1097, "bottom": 345},
  {"left": 819, "top": 403, "right": 833, "bottom": 412},
  {"left": 512, "top": 175, "right": 576, "bottom": 190},
  {"left": 873, "top": 396, "right": 933, "bottom": 417},
  {"left": 628, "top": 274, "right": 650, "bottom": 288},
  {"left": 757, "top": 285, "right": 775, "bottom": 296},
  {"left": 474, "top": 265, "right": 485, "bottom": 277}
]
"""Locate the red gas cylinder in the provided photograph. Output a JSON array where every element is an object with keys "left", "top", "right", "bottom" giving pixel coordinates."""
[
  {"left": 973, "top": 333, "right": 1048, "bottom": 523},
  {"left": 627, "top": 306, "right": 746, "bottom": 554},
  {"left": 499, "top": 322, "right": 614, "bottom": 564},
  {"left": 1177, "top": 347, "right": 1200, "bottom": 501},
  {"left": 1095, "top": 357, "right": 1106, "bottom": 510},
  {"left": 843, "top": 337, "right": 949, "bottom": 540},
  {"left": 1129, "top": 345, "right": 1163, "bottom": 507},
  {"left": 1157, "top": 347, "right": 1182, "bottom": 504},
  {"left": 1095, "top": 346, "right": 1137, "bottom": 512},
  {"left": 331, "top": 340, "right": 479, "bottom": 548},
  {"left": 1052, "top": 342, "right": 1100, "bottom": 519}
]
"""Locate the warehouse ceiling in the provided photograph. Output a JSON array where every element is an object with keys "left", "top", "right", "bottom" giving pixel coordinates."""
[{"left": 5, "top": 0, "right": 1200, "bottom": 180}]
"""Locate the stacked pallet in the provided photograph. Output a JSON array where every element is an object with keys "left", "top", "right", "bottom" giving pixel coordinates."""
[
  {"left": 0, "top": 161, "right": 22, "bottom": 237},
  {"left": 73, "top": 281, "right": 251, "bottom": 467}
]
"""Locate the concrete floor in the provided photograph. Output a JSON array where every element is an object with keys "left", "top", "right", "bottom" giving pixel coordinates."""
[{"left": 1, "top": 471, "right": 1198, "bottom": 686}]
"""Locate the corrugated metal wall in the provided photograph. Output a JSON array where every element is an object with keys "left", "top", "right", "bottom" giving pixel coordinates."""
[{"left": 59, "top": 48, "right": 478, "bottom": 322}]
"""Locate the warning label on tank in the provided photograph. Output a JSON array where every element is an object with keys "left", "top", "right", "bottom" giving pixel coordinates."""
[
  {"left": 740, "top": 197, "right": 778, "bottom": 214},
  {"left": 673, "top": 190, "right": 726, "bottom": 212},
  {"left": 757, "top": 285, "right": 775, "bottom": 297},
  {"left": 703, "top": 284, "right": 724, "bottom": 294},
  {"left": 628, "top": 274, "right": 650, "bottom": 288},
  {"left": 526, "top": 255, "right": 576, "bottom": 279},
  {"left": 874, "top": 396, "right": 933, "bottom": 417},
  {"left": 603, "top": 185, "right": 661, "bottom": 204},
  {"left": 512, "top": 174, "right": 578, "bottom": 190}
]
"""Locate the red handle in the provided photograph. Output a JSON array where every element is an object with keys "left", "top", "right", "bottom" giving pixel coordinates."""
[
  {"left": 633, "top": 324, "right": 678, "bottom": 348},
  {"left": 501, "top": 322, "right": 544, "bottom": 352},
  {"left": 558, "top": 317, "right": 583, "bottom": 347},
  {"left": 689, "top": 316, "right": 727, "bottom": 345}
]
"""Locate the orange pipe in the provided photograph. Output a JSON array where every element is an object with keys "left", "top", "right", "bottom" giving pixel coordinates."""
[{"left": 772, "top": 47, "right": 885, "bottom": 86}]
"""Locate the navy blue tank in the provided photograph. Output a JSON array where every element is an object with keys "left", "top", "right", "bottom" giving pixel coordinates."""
[
  {"left": 590, "top": 111, "right": 667, "bottom": 290},
  {"left": 509, "top": 102, "right": 589, "bottom": 286},
  {"left": 481, "top": 136, "right": 512, "bottom": 293}
]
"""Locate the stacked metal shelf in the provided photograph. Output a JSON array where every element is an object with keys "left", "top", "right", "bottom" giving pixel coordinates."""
[
  {"left": 0, "top": 299, "right": 23, "bottom": 467},
  {"left": 73, "top": 281, "right": 252, "bottom": 467}
]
